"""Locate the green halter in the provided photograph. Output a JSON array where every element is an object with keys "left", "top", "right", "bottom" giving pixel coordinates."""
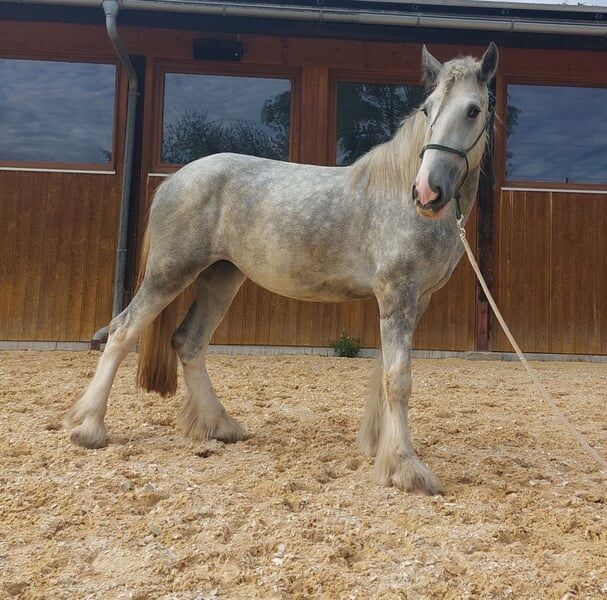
[{"left": 418, "top": 92, "right": 496, "bottom": 220}]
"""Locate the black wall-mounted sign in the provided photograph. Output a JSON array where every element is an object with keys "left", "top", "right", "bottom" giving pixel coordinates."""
[{"left": 193, "top": 39, "right": 243, "bottom": 61}]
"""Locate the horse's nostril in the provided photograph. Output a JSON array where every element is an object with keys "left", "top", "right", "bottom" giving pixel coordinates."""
[
  {"left": 412, "top": 185, "right": 419, "bottom": 200},
  {"left": 434, "top": 186, "right": 442, "bottom": 201}
]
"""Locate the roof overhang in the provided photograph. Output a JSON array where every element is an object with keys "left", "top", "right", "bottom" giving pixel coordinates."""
[
  {"left": 2, "top": 0, "right": 607, "bottom": 39},
  {"left": 348, "top": 0, "right": 607, "bottom": 16}
]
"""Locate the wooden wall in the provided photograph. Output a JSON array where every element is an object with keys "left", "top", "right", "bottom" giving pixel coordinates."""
[
  {"left": 1, "top": 19, "right": 605, "bottom": 354},
  {"left": 493, "top": 190, "right": 607, "bottom": 354},
  {"left": 0, "top": 21, "right": 126, "bottom": 342},
  {"left": 0, "top": 172, "right": 120, "bottom": 341},
  {"left": 491, "top": 49, "right": 607, "bottom": 355}
]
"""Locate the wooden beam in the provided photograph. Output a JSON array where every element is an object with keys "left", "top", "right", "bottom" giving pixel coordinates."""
[{"left": 475, "top": 83, "right": 497, "bottom": 351}]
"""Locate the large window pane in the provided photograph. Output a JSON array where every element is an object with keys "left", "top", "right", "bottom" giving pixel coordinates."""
[
  {"left": 161, "top": 73, "right": 291, "bottom": 164},
  {"left": 0, "top": 59, "right": 116, "bottom": 164},
  {"left": 507, "top": 84, "right": 607, "bottom": 184},
  {"left": 336, "top": 82, "right": 426, "bottom": 166}
]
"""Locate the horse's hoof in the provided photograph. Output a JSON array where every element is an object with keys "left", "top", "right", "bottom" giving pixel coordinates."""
[
  {"left": 213, "top": 413, "right": 249, "bottom": 443},
  {"left": 179, "top": 405, "right": 249, "bottom": 443},
  {"left": 373, "top": 454, "right": 443, "bottom": 495},
  {"left": 69, "top": 419, "right": 107, "bottom": 449},
  {"left": 391, "top": 457, "right": 443, "bottom": 496}
]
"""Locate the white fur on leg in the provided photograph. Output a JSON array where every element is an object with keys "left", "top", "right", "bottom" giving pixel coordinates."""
[
  {"left": 64, "top": 325, "right": 138, "bottom": 449},
  {"left": 64, "top": 393, "right": 108, "bottom": 448},
  {"left": 179, "top": 362, "right": 248, "bottom": 443},
  {"left": 358, "top": 359, "right": 384, "bottom": 457},
  {"left": 69, "top": 416, "right": 107, "bottom": 449},
  {"left": 372, "top": 409, "right": 442, "bottom": 495},
  {"left": 178, "top": 392, "right": 248, "bottom": 443}
]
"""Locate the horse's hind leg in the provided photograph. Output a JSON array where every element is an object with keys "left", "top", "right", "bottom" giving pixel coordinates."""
[
  {"left": 65, "top": 277, "right": 196, "bottom": 448},
  {"left": 172, "top": 261, "right": 247, "bottom": 442}
]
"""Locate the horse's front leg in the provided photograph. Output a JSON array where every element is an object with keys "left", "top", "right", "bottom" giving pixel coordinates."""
[
  {"left": 358, "top": 293, "right": 432, "bottom": 459},
  {"left": 372, "top": 288, "right": 443, "bottom": 495}
]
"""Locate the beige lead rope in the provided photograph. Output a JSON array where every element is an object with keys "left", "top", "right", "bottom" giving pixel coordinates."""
[{"left": 457, "top": 217, "right": 607, "bottom": 475}]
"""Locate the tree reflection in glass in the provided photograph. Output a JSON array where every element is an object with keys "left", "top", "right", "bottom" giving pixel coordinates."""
[
  {"left": 336, "top": 82, "right": 427, "bottom": 166},
  {"left": 161, "top": 74, "right": 291, "bottom": 164}
]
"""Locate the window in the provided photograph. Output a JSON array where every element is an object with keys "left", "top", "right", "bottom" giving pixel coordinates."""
[
  {"left": 0, "top": 58, "right": 116, "bottom": 165},
  {"left": 506, "top": 84, "right": 607, "bottom": 185},
  {"left": 335, "top": 81, "right": 426, "bottom": 166},
  {"left": 161, "top": 73, "right": 292, "bottom": 164}
]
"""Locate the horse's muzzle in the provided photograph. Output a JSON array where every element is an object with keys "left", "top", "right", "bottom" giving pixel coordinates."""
[{"left": 413, "top": 185, "right": 450, "bottom": 219}]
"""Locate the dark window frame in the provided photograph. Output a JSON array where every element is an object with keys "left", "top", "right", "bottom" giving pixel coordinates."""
[
  {"left": 153, "top": 61, "right": 301, "bottom": 172},
  {"left": 328, "top": 69, "right": 425, "bottom": 167},
  {"left": 501, "top": 75, "right": 607, "bottom": 190},
  {"left": 0, "top": 53, "right": 120, "bottom": 171}
]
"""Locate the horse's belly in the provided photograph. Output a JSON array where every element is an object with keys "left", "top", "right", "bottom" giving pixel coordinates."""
[
  {"left": 260, "top": 281, "right": 372, "bottom": 303},
  {"left": 232, "top": 255, "right": 373, "bottom": 303}
]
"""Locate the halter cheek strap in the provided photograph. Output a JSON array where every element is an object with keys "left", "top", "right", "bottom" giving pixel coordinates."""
[{"left": 418, "top": 92, "right": 495, "bottom": 220}]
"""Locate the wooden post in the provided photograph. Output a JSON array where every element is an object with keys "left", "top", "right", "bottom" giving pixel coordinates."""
[{"left": 475, "top": 84, "right": 497, "bottom": 351}]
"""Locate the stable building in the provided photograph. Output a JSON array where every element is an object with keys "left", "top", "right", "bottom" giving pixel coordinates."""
[{"left": 0, "top": 0, "right": 606, "bottom": 356}]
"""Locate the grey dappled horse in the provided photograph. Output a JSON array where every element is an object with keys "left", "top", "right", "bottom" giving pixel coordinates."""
[{"left": 65, "top": 44, "right": 498, "bottom": 495}]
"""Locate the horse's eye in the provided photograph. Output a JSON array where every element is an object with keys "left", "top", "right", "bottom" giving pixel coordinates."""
[{"left": 467, "top": 105, "right": 481, "bottom": 119}]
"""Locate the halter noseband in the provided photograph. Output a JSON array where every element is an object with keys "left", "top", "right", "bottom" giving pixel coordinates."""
[{"left": 418, "top": 92, "right": 496, "bottom": 220}]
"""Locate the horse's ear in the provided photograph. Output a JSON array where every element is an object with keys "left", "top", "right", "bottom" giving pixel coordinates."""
[
  {"left": 421, "top": 45, "right": 442, "bottom": 87},
  {"left": 479, "top": 42, "right": 499, "bottom": 83}
]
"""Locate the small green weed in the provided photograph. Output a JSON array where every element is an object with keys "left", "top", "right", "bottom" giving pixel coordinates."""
[{"left": 329, "top": 332, "right": 361, "bottom": 358}]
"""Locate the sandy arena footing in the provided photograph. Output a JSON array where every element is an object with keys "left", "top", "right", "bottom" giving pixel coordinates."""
[{"left": 1, "top": 351, "right": 606, "bottom": 598}]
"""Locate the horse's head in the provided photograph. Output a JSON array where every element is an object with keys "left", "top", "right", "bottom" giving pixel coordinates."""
[{"left": 413, "top": 43, "right": 498, "bottom": 220}]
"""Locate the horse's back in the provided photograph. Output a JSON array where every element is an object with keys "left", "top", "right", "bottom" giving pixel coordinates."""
[{"left": 156, "top": 152, "right": 352, "bottom": 223}]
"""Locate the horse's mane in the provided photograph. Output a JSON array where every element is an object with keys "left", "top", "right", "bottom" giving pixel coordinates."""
[{"left": 347, "top": 56, "right": 481, "bottom": 195}]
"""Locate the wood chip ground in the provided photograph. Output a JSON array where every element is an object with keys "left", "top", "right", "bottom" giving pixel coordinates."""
[{"left": 1, "top": 352, "right": 606, "bottom": 598}]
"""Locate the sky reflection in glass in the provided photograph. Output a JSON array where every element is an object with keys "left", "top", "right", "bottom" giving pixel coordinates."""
[
  {"left": 0, "top": 59, "right": 116, "bottom": 164},
  {"left": 507, "top": 84, "right": 607, "bottom": 184}
]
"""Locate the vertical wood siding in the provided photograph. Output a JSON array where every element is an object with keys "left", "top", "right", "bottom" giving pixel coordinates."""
[
  {"left": 0, "top": 172, "right": 120, "bottom": 340},
  {"left": 493, "top": 190, "right": 606, "bottom": 354}
]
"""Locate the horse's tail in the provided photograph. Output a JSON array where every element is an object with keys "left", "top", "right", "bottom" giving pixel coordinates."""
[{"left": 135, "top": 227, "right": 180, "bottom": 397}]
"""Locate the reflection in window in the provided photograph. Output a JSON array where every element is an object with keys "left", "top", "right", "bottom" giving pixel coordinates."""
[
  {"left": 161, "top": 73, "right": 291, "bottom": 164},
  {"left": 0, "top": 59, "right": 115, "bottom": 164},
  {"left": 336, "top": 82, "right": 426, "bottom": 166},
  {"left": 507, "top": 84, "right": 607, "bottom": 184}
]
